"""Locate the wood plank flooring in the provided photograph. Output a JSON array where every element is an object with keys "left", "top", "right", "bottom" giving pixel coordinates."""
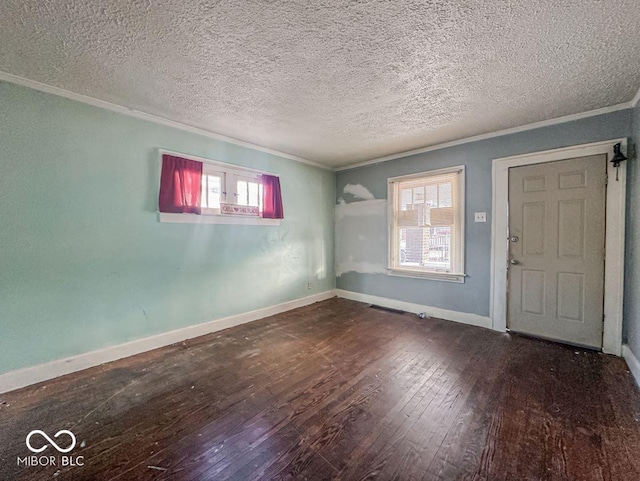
[{"left": 1, "top": 297, "right": 640, "bottom": 480}]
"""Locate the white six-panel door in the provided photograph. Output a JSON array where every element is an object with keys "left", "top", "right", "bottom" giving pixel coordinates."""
[{"left": 507, "top": 155, "right": 607, "bottom": 348}]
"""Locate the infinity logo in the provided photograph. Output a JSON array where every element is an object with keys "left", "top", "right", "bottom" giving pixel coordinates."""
[{"left": 26, "top": 430, "right": 76, "bottom": 453}]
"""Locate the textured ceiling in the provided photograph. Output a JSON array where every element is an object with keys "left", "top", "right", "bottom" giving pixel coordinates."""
[{"left": 1, "top": 1, "right": 639, "bottom": 167}]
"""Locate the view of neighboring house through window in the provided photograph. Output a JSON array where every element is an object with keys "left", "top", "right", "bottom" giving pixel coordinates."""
[{"left": 388, "top": 166, "right": 465, "bottom": 282}]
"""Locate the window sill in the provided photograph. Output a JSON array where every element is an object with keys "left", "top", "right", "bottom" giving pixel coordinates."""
[
  {"left": 159, "top": 212, "right": 281, "bottom": 226},
  {"left": 387, "top": 268, "right": 466, "bottom": 283}
]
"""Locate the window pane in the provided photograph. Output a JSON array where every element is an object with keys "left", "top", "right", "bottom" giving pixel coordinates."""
[
  {"left": 201, "top": 175, "right": 207, "bottom": 207},
  {"left": 401, "top": 188, "right": 412, "bottom": 210},
  {"left": 202, "top": 174, "right": 221, "bottom": 209},
  {"left": 412, "top": 187, "right": 424, "bottom": 205},
  {"left": 438, "top": 182, "right": 452, "bottom": 207},
  {"left": 248, "top": 181, "right": 259, "bottom": 207},
  {"left": 399, "top": 226, "right": 452, "bottom": 272},
  {"left": 236, "top": 180, "right": 262, "bottom": 207},
  {"left": 425, "top": 185, "right": 438, "bottom": 207},
  {"left": 427, "top": 226, "right": 451, "bottom": 271},
  {"left": 399, "top": 227, "right": 420, "bottom": 266},
  {"left": 237, "top": 180, "right": 248, "bottom": 206},
  {"left": 208, "top": 176, "right": 221, "bottom": 208}
]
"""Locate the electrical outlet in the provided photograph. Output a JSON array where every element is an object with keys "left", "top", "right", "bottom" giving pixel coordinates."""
[
  {"left": 307, "top": 282, "right": 312, "bottom": 290},
  {"left": 474, "top": 212, "right": 487, "bottom": 223}
]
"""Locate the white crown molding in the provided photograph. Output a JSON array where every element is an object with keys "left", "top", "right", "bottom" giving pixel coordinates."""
[
  {"left": 0, "top": 290, "right": 337, "bottom": 395},
  {"left": 336, "top": 102, "right": 634, "bottom": 171},
  {"left": 335, "top": 289, "right": 492, "bottom": 329},
  {"left": 2, "top": 70, "right": 637, "bottom": 173},
  {"left": 0, "top": 70, "right": 332, "bottom": 171},
  {"left": 623, "top": 344, "right": 640, "bottom": 388}
]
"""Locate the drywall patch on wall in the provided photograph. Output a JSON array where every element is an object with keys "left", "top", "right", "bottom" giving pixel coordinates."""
[
  {"left": 336, "top": 261, "right": 387, "bottom": 277},
  {"left": 335, "top": 186, "right": 387, "bottom": 276},
  {"left": 342, "top": 183, "right": 375, "bottom": 201},
  {"left": 335, "top": 107, "right": 633, "bottom": 318},
  {"left": 335, "top": 197, "right": 386, "bottom": 219}
]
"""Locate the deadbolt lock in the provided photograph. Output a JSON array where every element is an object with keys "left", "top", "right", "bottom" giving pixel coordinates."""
[{"left": 510, "top": 236, "right": 519, "bottom": 242}]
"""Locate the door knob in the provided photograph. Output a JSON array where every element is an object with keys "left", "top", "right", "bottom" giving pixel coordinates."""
[
  {"left": 510, "top": 259, "right": 519, "bottom": 265},
  {"left": 510, "top": 236, "right": 519, "bottom": 242}
]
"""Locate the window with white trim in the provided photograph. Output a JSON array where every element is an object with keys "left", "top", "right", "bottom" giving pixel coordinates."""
[
  {"left": 159, "top": 150, "right": 281, "bottom": 226},
  {"left": 388, "top": 166, "right": 465, "bottom": 282},
  {"left": 200, "top": 163, "right": 264, "bottom": 215}
]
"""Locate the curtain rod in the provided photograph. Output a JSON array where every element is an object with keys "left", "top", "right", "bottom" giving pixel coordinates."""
[{"left": 159, "top": 149, "right": 279, "bottom": 177}]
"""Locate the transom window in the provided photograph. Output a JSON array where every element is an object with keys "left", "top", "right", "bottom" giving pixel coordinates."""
[
  {"left": 236, "top": 176, "right": 263, "bottom": 209},
  {"left": 158, "top": 150, "right": 282, "bottom": 225},
  {"left": 388, "top": 166, "right": 465, "bottom": 282},
  {"left": 201, "top": 170, "right": 224, "bottom": 212},
  {"left": 199, "top": 164, "right": 264, "bottom": 215}
]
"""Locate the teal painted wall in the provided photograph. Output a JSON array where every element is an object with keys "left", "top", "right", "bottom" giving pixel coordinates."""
[{"left": 0, "top": 81, "right": 335, "bottom": 375}]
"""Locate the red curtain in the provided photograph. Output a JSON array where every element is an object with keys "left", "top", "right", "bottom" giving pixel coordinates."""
[
  {"left": 262, "top": 174, "right": 284, "bottom": 219},
  {"left": 158, "top": 154, "right": 203, "bottom": 214}
]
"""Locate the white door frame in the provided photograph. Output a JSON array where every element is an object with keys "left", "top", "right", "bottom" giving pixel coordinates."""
[{"left": 490, "top": 139, "right": 628, "bottom": 355}]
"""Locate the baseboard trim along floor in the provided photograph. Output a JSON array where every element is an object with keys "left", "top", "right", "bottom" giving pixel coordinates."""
[
  {"left": 0, "top": 290, "right": 336, "bottom": 394},
  {"left": 335, "top": 289, "right": 492, "bottom": 330}
]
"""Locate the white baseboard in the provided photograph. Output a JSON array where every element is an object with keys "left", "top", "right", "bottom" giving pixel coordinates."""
[
  {"left": 0, "top": 290, "right": 337, "bottom": 395},
  {"left": 335, "top": 289, "right": 492, "bottom": 329},
  {"left": 623, "top": 344, "right": 640, "bottom": 388}
]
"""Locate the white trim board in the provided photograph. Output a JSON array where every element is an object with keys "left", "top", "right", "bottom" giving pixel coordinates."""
[
  {"left": 386, "top": 165, "right": 466, "bottom": 284},
  {"left": 0, "top": 290, "right": 337, "bottom": 395},
  {"left": 490, "top": 139, "right": 627, "bottom": 355},
  {"left": 335, "top": 289, "right": 492, "bottom": 329},
  {"left": 632, "top": 86, "right": 640, "bottom": 108},
  {"left": 623, "top": 344, "right": 640, "bottom": 389},
  {"left": 159, "top": 212, "right": 281, "bottom": 226},
  {"left": 0, "top": 70, "right": 330, "bottom": 171},
  {"left": 335, "top": 103, "right": 633, "bottom": 171}
]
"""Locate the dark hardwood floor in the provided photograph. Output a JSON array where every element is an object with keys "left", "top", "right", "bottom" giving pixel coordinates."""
[{"left": 1, "top": 297, "right": 640, "bottom": 480}]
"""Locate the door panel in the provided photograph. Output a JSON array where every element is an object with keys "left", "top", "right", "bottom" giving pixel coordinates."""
[
  {"left": 521, "top": 270, "right": 545, "bottom": 315},
  {"left": 522, "top": 203, "right": 545, "bottom": 255},
  {"left": 558, "top": 199, "right": 585, "bottom": 257},
  {"left": 557, "top": 272, "right": 584, "bottom": 321},
  {"left": 508, "top": 155, "right": 606, "bottom": 348}
]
